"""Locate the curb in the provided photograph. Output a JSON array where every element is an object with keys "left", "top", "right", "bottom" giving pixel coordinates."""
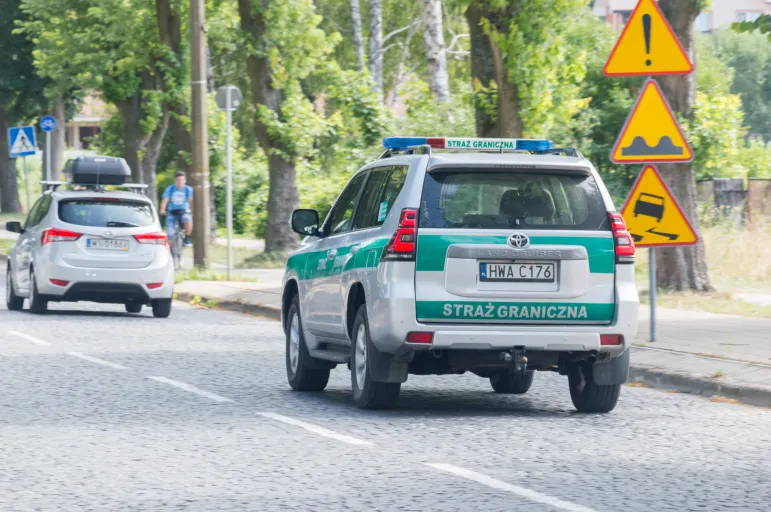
[
  {"left": 628, "top": 366, "right": 771, "bottom": 408},
  {"left": 174, "top": 291, "right": 281, "bottom": 321}
]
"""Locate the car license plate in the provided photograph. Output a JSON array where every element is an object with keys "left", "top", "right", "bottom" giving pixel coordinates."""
[
  {"left": 479, "top": 262, "right": 556, "bottom": 282},
  {"left": 87, "top": 238, "right": 129, "bottom": 251}
]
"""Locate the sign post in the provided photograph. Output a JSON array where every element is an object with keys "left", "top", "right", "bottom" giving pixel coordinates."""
[
  {"left": 7, "top": 126, "right": 37, "bottom": 212},
  {"left": 40, "top": 116, "right": 57, "bottom": 182},
  {"left": 603, "top": 0, "right": 696, "bottom": 341},
  {"left": 216, "top": 85, "right": 242, "bottom": 281}
]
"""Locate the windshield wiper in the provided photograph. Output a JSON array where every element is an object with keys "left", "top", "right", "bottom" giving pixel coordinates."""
[{"left": 105, "top": 221, "right": 139, "bottom": 227}]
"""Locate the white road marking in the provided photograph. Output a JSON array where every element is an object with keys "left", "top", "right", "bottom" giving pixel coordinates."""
[
  {"left": 425, "top": 463, "right": 598, "bottom": 512},
  {"left": 148, "top": 376, "right": 235, "bottom": 403},
  {"left": 68, "top": 352, "right": 130, "bottom": 370},
  {"left": 8, "top": 330, "right": 51, "bottom": 346},
  {"left": 256, "top": 412, "right": 372, "bottom": 447}
]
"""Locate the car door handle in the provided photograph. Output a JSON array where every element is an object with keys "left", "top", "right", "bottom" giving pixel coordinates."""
[{"left": 327, "top": 249, "right": 337, "bottom": 259}]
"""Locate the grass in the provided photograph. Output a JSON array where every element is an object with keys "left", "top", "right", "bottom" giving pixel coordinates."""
[
  {"left": 174, "top": 267, "right": 251, "bottom": 283},
  {"left": 635, "top": 216, "right": 771, "bottom": 318},
  {"left": 0, "top": 238, "right": 14, "bottom": 255},
  {"left": 241, "top": 250, "right": 290, "bottom": 269},
  {"left": 0, "top": 212, "right": 24, "bottom": 224}
]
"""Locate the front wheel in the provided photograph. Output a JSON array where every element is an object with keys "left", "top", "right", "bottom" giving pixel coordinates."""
[
  {"left": 568, "top": 364, "right": 621, "bottom": 413},
  {"left": 6, "top": 268, "right": 24, "bottom": 311},
  {"left": 151, "top": 299, "right": 172, "bottom": 318},
  {"left": 350, "top": 304, "right": 400, "bottom": 409},
  {"left": 28, "top": 270, "right": 48, "bottom": 314},
  {"left": 286, "top": 296, "right": 330, "bottom": 391},
  {"left": 489, "top": 369, "right": 534, "bottom": 394}
]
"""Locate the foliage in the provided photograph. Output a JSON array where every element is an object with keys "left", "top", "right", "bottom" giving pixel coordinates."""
[
  {"left": 688, "top": 92, "right": 746, "bottom": 180},
  {"left": 732, "top": 14, "right": 771, "bottom": 41}
]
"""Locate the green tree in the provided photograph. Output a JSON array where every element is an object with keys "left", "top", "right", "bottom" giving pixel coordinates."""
[{"left": 0, "top": 0, "right": 49, "bottom": 213}]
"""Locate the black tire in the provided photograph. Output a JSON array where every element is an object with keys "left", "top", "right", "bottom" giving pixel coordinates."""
[
  {"left": 28, "top": 270, "right": 48, "bottom": 314},
  {"left": 489, "top": 369, "right": 534, "bottom": 394},
  {"left": 125, "top": 303, "right": 143, "bottom": 314},
  {"left": 285, "top": 296, "right": 330, "bottom": 391},
  {"left": 151, "top": 299, "right": 172, "bottom": 318},
  {"left": 568, "top": 364, "right": 621, "bottom": 413},
  {"left": 350, "top": 304, "right": 400, "bottom": 409},
  {"left": 6, "top": 267, "right": 24, "bottom": 311}
]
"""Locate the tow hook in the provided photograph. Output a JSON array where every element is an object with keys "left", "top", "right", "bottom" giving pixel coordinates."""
[{"left": 500, "top": 347, "right": 528, "bottom": 374}]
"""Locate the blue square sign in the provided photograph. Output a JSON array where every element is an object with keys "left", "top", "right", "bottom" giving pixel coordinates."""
[{"left": 8, "top": 126, "right": 37, "bottom": 158}]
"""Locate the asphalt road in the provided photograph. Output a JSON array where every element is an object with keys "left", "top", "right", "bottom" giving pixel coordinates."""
[{"left": 2, "top": 268, "right": 771, "bottom": 511}]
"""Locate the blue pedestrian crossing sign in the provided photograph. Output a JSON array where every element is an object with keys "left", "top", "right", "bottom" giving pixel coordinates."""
[
  {"left": 40, "top": 116, "right": 57, "bottom": 132},
  {"left": 8, "top": 126, "right": 37, "bottom": 158}
]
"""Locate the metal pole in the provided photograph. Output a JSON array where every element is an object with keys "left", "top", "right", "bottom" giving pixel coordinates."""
[
  {"left": 226, "top": 88, "right": 233, "bottom": 281},
  {"left": 649, "top": 247, "right": 656, "bottom": 342},
  {"left": 45, "top": 131, "right": 51, "bottom": 182},
  {"left": 23, "top": 157, "right": 31, "bottom": 212},
  {"left": 190, "top": 0, "right": 211, "bottom": 269}
]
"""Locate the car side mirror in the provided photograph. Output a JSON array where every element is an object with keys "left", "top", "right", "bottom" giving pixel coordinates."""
[
  {"left": 291, "top": 209, "right": 320, "bottom": 237},
  {"left": 5, "top": 221, "right": 23, "bottom": 234}
]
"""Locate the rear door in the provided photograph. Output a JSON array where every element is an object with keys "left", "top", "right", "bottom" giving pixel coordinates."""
[
  {"left": 415, "top": 167, "right": 615, "bottom": 325},
  {"left": 16, "top": 195, "right": 50, "bottom": 293},
  {"left": 55, "top": 197, "right": 160, "bottom": 269}
]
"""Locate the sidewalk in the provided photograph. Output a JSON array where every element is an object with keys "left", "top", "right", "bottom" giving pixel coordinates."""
[{"left": 175, "top": 278, "right": 771, "bottom": 407}]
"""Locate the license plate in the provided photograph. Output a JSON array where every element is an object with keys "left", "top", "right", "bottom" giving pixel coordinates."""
[
  {"left": 86, "top": 238, "right": 129, "bottom": 251},
  {"left": 479, "top": 262, "right": 556, "bottom": 282}
]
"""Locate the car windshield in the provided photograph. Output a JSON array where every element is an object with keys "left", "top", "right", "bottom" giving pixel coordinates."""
[
  {"left": 419, "top": 168, "right": 610, "bottom": 231},
  {"left": 58, "top": 199, "right": 155, "bottom": 227}
]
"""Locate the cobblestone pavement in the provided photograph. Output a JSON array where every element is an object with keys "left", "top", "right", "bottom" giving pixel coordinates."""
[{"left": 2, "top": 269, "right": 770, "bottom": 511}]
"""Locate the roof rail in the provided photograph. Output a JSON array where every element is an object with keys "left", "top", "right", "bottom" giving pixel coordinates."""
[
  {"left": 379, "top": 144, "right": 432, "bottom": 159},
  {"left": 533, "top": 147, "right": 582, "bottom": 158},
  {"left": 40, "top": 181, "right": 149, "bottom": 192}
]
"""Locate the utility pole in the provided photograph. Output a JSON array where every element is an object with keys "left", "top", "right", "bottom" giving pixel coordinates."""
[{"left": 190, "top": 0, "right": 211, "bottom": 268}]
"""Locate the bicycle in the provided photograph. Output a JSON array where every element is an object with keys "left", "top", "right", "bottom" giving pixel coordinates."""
[{"left": 167, "top": 211, "right": 187, "bottom": 271}]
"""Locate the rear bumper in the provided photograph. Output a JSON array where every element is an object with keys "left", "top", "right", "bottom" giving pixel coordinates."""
[{"left": 34, "top": 257, "right": 174, "bottom": 303}]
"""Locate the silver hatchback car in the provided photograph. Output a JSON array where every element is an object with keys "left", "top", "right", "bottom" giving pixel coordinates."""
[
  {"left": 281, "top": 137, "right": 639, "bottom": 412},
  {"left": 5, "top": 156, "right": 175, "bottom": 317}
]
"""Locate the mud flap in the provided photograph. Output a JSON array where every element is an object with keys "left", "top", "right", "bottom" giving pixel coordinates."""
[
  {"left": 367, "top": 344, "right": 410, "bottom": 383},
  {"left": 592, "top": 348, "right": 630, "bottom": 385}
]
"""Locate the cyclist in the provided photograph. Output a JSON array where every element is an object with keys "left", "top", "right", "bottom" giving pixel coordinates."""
[{"left": 160, "top": 171, "right": 193, "bottom": 247}]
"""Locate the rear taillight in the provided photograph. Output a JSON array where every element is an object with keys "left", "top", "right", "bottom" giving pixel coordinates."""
[
  {"left": 609, "top": 213, "right": 635, "bottom": 264},
  {"left": 50, "top": 279, "right": 69, "bottom": 287},
  {"left": 134, "top": 232, "right": 168, "bottom": 247},
  {"left": 406, "top": 332, "right": 434, "bottom": 344},
  {"left": 382, "top": 208, "right": 418, "bottom": 261},
  {"left": 41, "top": 228, "right": 82, "bottom": 245},
  {"left": 600, "top": 334, "right": 623, "bottom": 346},
  {"left": 146, "top": 282, "right": 164, "bottom": 289}
]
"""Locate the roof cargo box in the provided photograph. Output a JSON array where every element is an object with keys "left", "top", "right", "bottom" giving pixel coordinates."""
[{"left": 64, "top": 156, "right": 131, "bottom": 185}]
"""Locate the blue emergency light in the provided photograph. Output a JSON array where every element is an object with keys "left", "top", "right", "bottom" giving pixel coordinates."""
[{"left": 382, "top": 136, "right": 553, "bottom": 152}]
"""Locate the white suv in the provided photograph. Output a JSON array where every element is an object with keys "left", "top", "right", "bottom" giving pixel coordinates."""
[
  {"left": 4, "top": 156, "right": 175, "bottom": 317},
  {"left": 281, "top": 137, "right": 639, "bottom": 413}
]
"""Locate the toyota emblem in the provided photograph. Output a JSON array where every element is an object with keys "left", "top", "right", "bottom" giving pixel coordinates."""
[{"left": 508, "top": 233, "right": 530, "bottom": 248}]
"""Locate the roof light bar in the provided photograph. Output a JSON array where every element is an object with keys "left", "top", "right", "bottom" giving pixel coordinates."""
[{"left": 382, "top": 137, "right": 553, "bottom": 152}]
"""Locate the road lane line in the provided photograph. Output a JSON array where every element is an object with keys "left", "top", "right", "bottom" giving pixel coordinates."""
[
  {"left": 8, "top": 331, "right": 51, "bottom": 346},
  {"left": 68, "top": 352, "right": 130, "bottom": 370},
  {"left": 148, "top": 376, "right": 235, "bottom": 403},
  {"left": 425, "top": 463, "right": 598, "bottom": 512},
  {"left": 256, "top": 412, "right": 372, "bottom": 447}
]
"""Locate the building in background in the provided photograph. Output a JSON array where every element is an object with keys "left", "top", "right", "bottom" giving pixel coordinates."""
[
  {"left": 592, "top": 0, "right": 771, "bottom": 33},
  {"left": 65, "top": 94, "right": 107, "bottom": 150}
]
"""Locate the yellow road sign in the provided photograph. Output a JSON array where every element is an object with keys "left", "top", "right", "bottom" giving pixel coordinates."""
[
  {"left": 611, "top": 79, "right": 692, "bottom": 164},
  {"left": 603, "top": 0, "right": 693, "bottom": 76},
  {"left": 620, "top": 165, "right": 697, "bottom": 247}
]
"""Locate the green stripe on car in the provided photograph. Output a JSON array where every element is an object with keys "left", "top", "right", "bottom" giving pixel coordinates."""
[
  {"left": 286, "top": 237, "right": 390, "bottom": 281},
  {"left": 416, "top": 301, "right": 615, "bottom": 322},
  {"left": 415, "top": 234, "right": 615, "bottom": 274}
]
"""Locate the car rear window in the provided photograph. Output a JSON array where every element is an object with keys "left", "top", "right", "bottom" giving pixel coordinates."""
[
  {"left": 58, "top": 199, "right": 156, "bottom": 228},
  {"left": 419, "top": 168, "right": 609, "bottom": 231}
]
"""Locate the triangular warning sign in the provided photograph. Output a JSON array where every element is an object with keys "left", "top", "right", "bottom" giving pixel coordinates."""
[
  {"left": 620, "top": 165, "right": 697, "bottom": 248},
  {"left": 11, "top": 130, "right": 35, "bottom": 155},
  {"left": 611, "top": 79, "right": 692, "bottom": 164},
  {"left": 603, "top": 0, "right": 693, "bottom": 77}
]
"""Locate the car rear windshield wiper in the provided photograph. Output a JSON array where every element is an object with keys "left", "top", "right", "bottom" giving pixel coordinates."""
[{"left": 105, "top": 221, "right": 140, "bottom": 227}]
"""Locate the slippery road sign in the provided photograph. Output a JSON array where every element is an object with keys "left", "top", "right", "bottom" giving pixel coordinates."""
[
  {"left": 620, "top": 165, "right": 697, "bottom": 247},
  {"left": 611, "top": 79, "right": 693, "bottom": 164},
  {"left": 8, "top": 126, "right": 37, "bottom": 158},
  {"left": 603, "top": 0, "right": 693, "bottom": 77}
]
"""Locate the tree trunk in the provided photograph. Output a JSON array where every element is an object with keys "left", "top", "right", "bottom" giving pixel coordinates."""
[
  {"left": 391, "top": 18, "right": 420, "bottom": 108},
  {"left": 655, "top": 0, "right": 711, "bottom": 292},
  {"left": 368, "top": 0, "right": 384, "bottom": 99},
  {"left": 0, "top": 107, "right": 22, "bottom": 213},
  {"left": 465, "top": 4, "right": 522, "bottom": 138},
  {"left": 116, "top": 95, "right": 149, "bottom": 185},
  {"left": 238, "top": 0, "right": 300, "bottom": 253},
  {"left": 140, "top": 109, "right": 169, "bottom": 207},
  {"left": 422, "top": 0, "right": 450, "bottom": 103},
  {"left": 265, "top": 152, "right": 299, "bottom": 250},
  {"left": 350, "top": 0, "right": 366, "bottom": 72},
  {"left": 51, "top": 100, "right": 66, "bottom": 180}
]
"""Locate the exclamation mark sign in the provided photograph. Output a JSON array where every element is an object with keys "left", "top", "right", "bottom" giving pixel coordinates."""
[{"left": 643, "top": 14, "right": 652, "bottom": 66}]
